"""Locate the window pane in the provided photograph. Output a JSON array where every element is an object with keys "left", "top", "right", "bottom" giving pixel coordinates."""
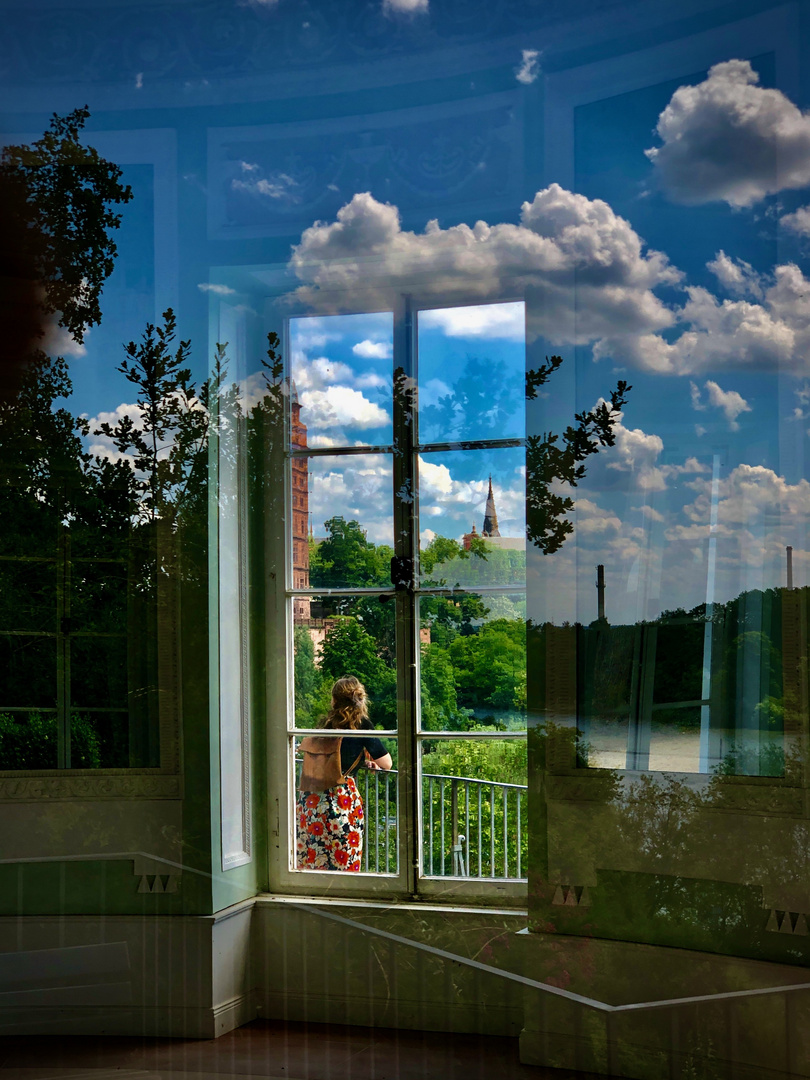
[
  {"left": 0, "top": 561, "right": 54, "bottom": 633},
  {"left": 417, "top": 302, "right": 525, "bottom": 445},
  {"left": 418, "top": 448, "right": 525, "bottom": 587},
  {"left": 0, "top": 637, "right": 56, "bottom": 709},
  {"left": 71, "top": 711, "right": 129, "bottom": 769},
  {"left": 419, "top": 592, "right": 526, "bottom": 733},
  {"left": 290, "top": 313, "right": 393, "bottom": 449},
  {"left": 292, "top": 595, "right": 397, "bottom": 730},
  {"left": 420, "top": 738, "right": 527, "bottom": 880},
  {"left": 303, "top": 455, "right": 394, "bottom": 589},
  {"left": 71, "top": 561, "right": 128, "bottom": 634},
  {"left": 0, "top": 713, "right": 58, "bottom": 771},
  {"left": 293, "top": 734, "right": 397, "bottom": 874},
  {"left": 70, "top": 637, "right": 128, "bottom": 709}
]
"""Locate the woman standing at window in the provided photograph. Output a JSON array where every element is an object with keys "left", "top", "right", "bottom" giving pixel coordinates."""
[{"left": 297, "top": 676, "right": 392, "bottom": 871}]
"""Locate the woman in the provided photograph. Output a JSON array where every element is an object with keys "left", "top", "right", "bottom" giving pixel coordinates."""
[{"left": 296, "top": 675, "right": 392, "bottom": 872}]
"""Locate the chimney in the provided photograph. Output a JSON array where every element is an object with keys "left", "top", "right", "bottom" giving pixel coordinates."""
[
  {"left": 596, "top": 564, "right": 606, "bottom": 621},
  {"left": 787, "top": 546, "right": 794, "bottom": 590}
]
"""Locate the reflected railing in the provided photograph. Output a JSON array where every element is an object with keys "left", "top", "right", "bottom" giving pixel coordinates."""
[{"left": 295, "top": 759, "right": 527, "bottom": 879}]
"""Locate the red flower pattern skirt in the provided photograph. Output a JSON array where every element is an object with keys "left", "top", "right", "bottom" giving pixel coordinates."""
[{"left": 296, "top": 776, "right": 364, "bottom": 871}]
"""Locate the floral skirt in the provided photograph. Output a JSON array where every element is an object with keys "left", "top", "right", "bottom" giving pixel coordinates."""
[{"left": 296, "top": 777, "right": 364, "bottom": 871}]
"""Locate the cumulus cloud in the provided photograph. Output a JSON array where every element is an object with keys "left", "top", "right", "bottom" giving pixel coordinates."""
[
  {"left": 690, "top": 379, "right": 752, "bottom": 430},
  {"left": 707, "top": 250, "right": 763, "bottom": 298},
  {"left": 782, "top": 205, "right": 810, "bottom": 238},
  {"left": 383, "top": 0, "right": 427, "bottom": 13},
  {"left": 300, "top": 386, "right": 389, "bottom": 430},
  {"left": 606, "top": 262, "right": 810, "bottom": 374},
  {"left": 605, "top": 419, "right": 667, "bottom": 491},
  {"left": 419, "top": 301, "right": 524, "bottom": 340},
  {"left": 42, "top": 317, "right": 87, "bottom": 359},
  {"left": 292, "top": 355, "right": 355, "bottom": 393},
  {"left": 309, "top": 455, "right": 393, "bottom": 545},
  {"left": 646, "top": 59, "right": 810, "bottom": 207},
  {"left": 352, "top": 339, "right": 391, "bottom": 359},
  {"left": 232, "top": 171, "right": 298, "bottom": 202},
  {"left": 198, "top": 282, "right": 236, "bottom": 296},
  {"left": 290, "top": 186, "right": 679, "bottom": 349},
  {"left": 515, "top": 49, "right": 540, "bottom": 86}
]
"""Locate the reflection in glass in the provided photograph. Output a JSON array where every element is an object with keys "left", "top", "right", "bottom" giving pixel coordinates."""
[
  {"left": 418, "top": 448, "right": 525, "bottom": 587},
  {"left": 293, "top": 734, "right": 397, "bottom": 875},
  {"left": 290, "top": 312, "right": 393, "bottom": 449},
  {"left": 419, "top": 592, "right": 526, "bottom": 733},
  {"left": 420, "top": 738, "right": 527, "bottom": 880},
  {"left": 303, "top": 455, "right": 394, "bottom": 588},
  {"left": 417, "top": 302, "right": 525, "bottom": 445},
  {"left": 292, "top": 595, "right": 397, "bottom": 730}
]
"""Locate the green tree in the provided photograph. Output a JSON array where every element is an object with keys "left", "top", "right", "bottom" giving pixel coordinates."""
[
  {"left": 319, "top": 617, "right": 396, "bottom": 727},
  {"left": 310, "top": 516, "right": 393, "bottom": 588}
]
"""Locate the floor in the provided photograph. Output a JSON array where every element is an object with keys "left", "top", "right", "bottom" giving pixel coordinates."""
[{"left": 0, "top": 1020, "right": 603, "bottom": 1080}]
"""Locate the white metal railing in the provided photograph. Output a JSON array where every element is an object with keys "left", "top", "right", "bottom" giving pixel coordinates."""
[{"left": 295, "top": 759, "right": 527, "bottom": 879}]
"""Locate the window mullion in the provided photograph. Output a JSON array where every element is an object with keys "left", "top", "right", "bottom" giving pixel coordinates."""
[{"left": 392, "top": 295, "right": 419, "bottom": 896}]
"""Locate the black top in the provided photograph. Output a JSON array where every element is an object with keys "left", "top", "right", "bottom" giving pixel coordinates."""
[{"left": 339, "top": 730, "right": 388, "bottom": 773}]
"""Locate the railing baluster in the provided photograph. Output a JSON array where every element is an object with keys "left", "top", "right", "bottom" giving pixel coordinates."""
[
  {"left": 503, "top": 787, "right": 508, "bottom": 878},
  {"left": 516, "top": 788, "right": 521, "bottom": 879},
  {"left": 465, "top": 781, "right": 470, "bottom": 877},
  {"left": 440, "top": 779, "right": 446, "bottom": 875},
  {"left": 477, "top": 784, "right": 483, "bottom": 878},
  {"left": 429, "top": 777, "right": 434, "bottom": 876},
  {"left": 375, "top": 772, "right": 380, "bottom": 873},
  {"left": 490, "top": 784, "right": 495, "bottom": 877},
  {"left": 385, "top": 772, "right": 390, "bottom": 873}
]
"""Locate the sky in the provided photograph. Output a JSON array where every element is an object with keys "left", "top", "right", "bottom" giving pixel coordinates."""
[{"left": 18, "top": 1, "right": 810, "bottom": 626}]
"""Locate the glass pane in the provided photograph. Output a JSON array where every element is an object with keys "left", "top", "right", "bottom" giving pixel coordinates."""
[
  {"left": 419, "top": 592, "right": 526, "bottom": 732},
  {"left": 0, "top": 560, "right": 55, "bottom": 633},
  {"left": 0, "top": 712, "right": 58, "bottom": 770},
  {"left": 420, "top": 738, "right": 527, "bottom": 880},
  {"left": 292, "top": 595, "right": 397, "bottom": 730},
  {"left": 71, "top": 712, "right": 128, "bottom": 769},
  {"left": 418, "top": 448, "right": 525, "bottom": 587},
  {"left": 304, "top": 455, "right": 393, "bottom": 588},
  {"left": 290, "top": 312, "right": 393, "bottom": 449},
  {"left": 70, "top": 637, "right": 128, "bottom": 709},
  {"left": 417, "top": 302, "right": 525, "bottom": 445},
  {"left": 0, "top": 637, "right": 57, "bottom": 709},
  {"left": 71, "top": 561, "right": 128, "bottom": 634},
  {"left": 293, "top": 734, "right": 397, "bottom": 874}
]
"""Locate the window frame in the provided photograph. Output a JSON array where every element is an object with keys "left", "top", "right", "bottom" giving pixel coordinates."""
[{"left": 269, "top": 295, "right": 528, "bottom": 903}]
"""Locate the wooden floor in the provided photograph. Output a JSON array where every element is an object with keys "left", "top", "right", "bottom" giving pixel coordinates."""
[{"left": 0, "top": 1019, "right": 603, "bottom": 1080}]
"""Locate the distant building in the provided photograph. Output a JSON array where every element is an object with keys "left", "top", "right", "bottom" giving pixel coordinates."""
[
  {"left": 462, "top": 478, "right": 524, "bottom": 551},
  {"left": 290, "top": 382, "right": 310, "bottom": 622}
]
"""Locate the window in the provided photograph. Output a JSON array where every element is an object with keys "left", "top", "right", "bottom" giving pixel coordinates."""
[{"left": 276, "top": 301, "right": 527, "bottom": 900}]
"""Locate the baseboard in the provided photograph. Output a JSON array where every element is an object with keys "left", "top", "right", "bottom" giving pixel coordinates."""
[
  {"left": 0, "top": 999, "right": 257, "bottom": 1040},
  {"left": 256, "top": 989, "right": 522, "bottom": 1037}
]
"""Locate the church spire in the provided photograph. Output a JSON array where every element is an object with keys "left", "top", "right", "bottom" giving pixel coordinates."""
[{"left": 482, "top": 476, "right": 500, "bottom": 537}]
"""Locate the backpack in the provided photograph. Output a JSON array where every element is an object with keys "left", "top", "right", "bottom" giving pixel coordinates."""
[{"left": 298, "top": 735, "right": 364, "bottom": 793}]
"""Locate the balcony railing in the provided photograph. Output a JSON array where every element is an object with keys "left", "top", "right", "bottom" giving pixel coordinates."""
[{"left": 298, "top": 760, "right": 527, "bottom": 879}]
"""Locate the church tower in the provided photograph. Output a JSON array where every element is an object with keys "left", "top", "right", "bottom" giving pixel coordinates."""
[{"left": 482, "top": 475, "right": 500, "bottom": 537}]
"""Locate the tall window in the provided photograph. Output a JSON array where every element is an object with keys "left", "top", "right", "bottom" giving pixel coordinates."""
[{"left": 282, "top": 301, "right": 527, "bottom": 899}]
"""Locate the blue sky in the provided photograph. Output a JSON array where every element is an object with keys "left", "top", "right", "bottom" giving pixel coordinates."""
[{"left": 19, "top": 6, "right": 810, "bottom": 625}]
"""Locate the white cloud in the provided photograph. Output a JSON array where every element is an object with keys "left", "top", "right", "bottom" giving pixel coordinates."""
[
  {"left": 782, "top": 205, "right": 810, "bottom": 238},
  {"left": 290, "top": 186, "right": 679, "bottom": 349},
  {"left": 309, "top": 455, "right": 393, "bottom": 545},
  {"left": 300, "top": 386, "right": 389, "bottom": 430},
  {"left": 355, "top": 372, "right": 388, "bottom": 390},
  {"left": 635, "top": 504, "right": 665, "bottom": 523},
  {"left": 574, "top": 497, "right": 622, "bottom": 536},
  {"left": 292, "top": 355, "right": 355, "bottom": 393},
  {"left": 419, "top": 302, "right": 524, "bottom": 341},
  {"left": 607, "top": 263, "right": 810, "bottom": 374},
  {"left": 197, "top": 282, "right": 236, "bottom": 296},
  {"left": 704, "top": 379, "right": 752, "bottom": 430},
  {"left": 707, "top": 250, "right": 763, "bottom": 298},
  {"left": 383, "top": 0, "right": 428, "bottom": 13},
  {"left": 232, "top": 172, "right": 298, "bottom": 202},
  {"left": 515, "top": 49, "right": 540, "bottom": 86},
  {"left": 352, "top": 339, "right": 391, "bottom": 359},
  {"left": 604, "top": 416, "right": 668, "bottom": 491},
  {"left": 135, "top": 72, "right": 143, "bottom": 90},
  {"left": 646, "top": 59, "right": 810, "bottom": 207},
  {"left": 417, "top": 458, "right": 525, "bottom": 536},
  {"left": 42, "top": 318, "right": 87, "bottom": 359}
]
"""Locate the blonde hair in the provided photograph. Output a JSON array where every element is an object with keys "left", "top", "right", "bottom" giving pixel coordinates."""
[{"left": 323, "top": 675, "right": 369, "bottom": 730}]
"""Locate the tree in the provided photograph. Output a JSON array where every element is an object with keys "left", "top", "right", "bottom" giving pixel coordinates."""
[
  {"left": 0, "top": 105, "right": 132, "bottom": 344},
  {"left": 310, "top": 516, "right": 393, "bottom": 588},
  {"left": 525, "top": 354, "right": 631, "bottom": 555},
  {"left": 319, "top": 617, "right": 396, "bottom": 727}
]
